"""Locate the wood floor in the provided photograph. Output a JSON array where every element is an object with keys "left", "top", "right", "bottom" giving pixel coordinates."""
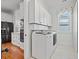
[{"left": 2, "top": 43, "right": 24, "bottom": 59}]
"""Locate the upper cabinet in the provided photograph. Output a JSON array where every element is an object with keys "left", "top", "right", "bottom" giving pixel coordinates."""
[
  {"left": 35, "top": 1, "right": 40, "bottom": 23},
  {"left": 40, "top": 6, "right": 45, "bottom": 25},
  {"left": 28, "top": 0, "right": 35, "bottom": 23},
  {"left": 28, "top": 0, "right": 52, "bottom": 26}
]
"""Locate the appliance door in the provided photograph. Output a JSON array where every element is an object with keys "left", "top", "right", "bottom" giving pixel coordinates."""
[{"left": 32, "top": 31, "right": 47, "bottom": 59}]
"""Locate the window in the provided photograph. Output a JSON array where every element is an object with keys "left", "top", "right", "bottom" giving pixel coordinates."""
[{"left": 59, "top": 11, "right": 71, "bottom": 32}]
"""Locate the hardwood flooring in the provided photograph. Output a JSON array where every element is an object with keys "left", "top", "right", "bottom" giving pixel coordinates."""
[{"left": 2, "top": 43, "right": 24, "bottom": 59}]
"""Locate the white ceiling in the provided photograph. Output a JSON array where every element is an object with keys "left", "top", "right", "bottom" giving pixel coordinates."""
[
  {"left": 1, "top": 0, "right": 23, "bottom": 12},
  {"left": 37, "top": 0, "right": 77, "bottom": 15},
  {"left": 1, "top": 0, "right": 77, "bottom": 15}
]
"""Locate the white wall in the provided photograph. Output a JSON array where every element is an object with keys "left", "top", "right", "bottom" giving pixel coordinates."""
[
  {"left": 51, "top": 8, "right": 73, "bottom": 53},
  {"left": 1, "top": 12, "right": 14, "bottom": 22},
  {"left": 12, "top": 2, "right": 24, "bottom": 49},
  {"left": 13, "top": 2, "right": 24, "bottom": 32},
  {"left": 72, "top": 2, "right": 78, "bottom": 53}
]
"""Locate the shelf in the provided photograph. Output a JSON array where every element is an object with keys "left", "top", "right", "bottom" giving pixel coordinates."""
[{"left": 29, "top": 23, "right": 52, "bottom": 27}]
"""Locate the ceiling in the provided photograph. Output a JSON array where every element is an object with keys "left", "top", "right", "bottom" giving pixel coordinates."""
[
  {"left": 1, "top": 0, "right": 77, "bottom": 15},
  {"left": 37, "top": 0, "right": 77, "bottom": 15},
  {"left": 1, "top": 0, "right": 23, "bottom": 13}
]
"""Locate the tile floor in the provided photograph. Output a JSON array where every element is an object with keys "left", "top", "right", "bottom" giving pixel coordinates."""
[{"left": 51, "top": 33, "right": 77, "bottom": 59}]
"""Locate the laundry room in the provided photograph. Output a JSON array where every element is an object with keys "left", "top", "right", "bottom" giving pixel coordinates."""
[{"left": 1, "top": 0, "right": 78, "bottom": 59}]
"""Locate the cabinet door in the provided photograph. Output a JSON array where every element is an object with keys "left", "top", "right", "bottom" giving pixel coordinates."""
[
  {"left": 47, "top": 14, "right": 52, "bottom": 26},
  {"left": 28, "top": 0, "right": 35, "bottom": 23},
  {"left": 35, "top": 1, "right": 40, "bottom": 23},
  {"left": 40, "top": 7, "right": 44, "bottom": 24},
  {"left": 43, "top": 10, "right": 52, "bottom": 26},
  {"left": 44, "top": 11, "right": 48, "bottom": 25}
]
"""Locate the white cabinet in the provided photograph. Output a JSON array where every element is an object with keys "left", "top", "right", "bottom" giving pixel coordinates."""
[
  {"left": 28, "top": 0, "right": 40, "bottom": 24},
  {"left": 35, "top": 0, "right": 40, "bottom": 23},
  {"left": 40, "top": 6, "right": 44, "bottom": 25},
  {"left": 11, "top": 32, "right": 20, "bottom": 47},
  {"left": 29, "top": 0, "right": 52, "bottom": 30},
  {"left": 47, "top": 14, "right": 52, "bottom": 26},
  {"left": 11, "top": 32, "right": 24, "bottom": 49},
  {"left": 48, "top": 14, "right": 52, "bottom": 26},
  {"left": 28, "top": 0, "right": 35, "bottom": 23},
  {"left": 39, "top": 5, "right": 51, "bottom": 26},
  {"left": 39, "top": 5, "right": 52, "bottom": 26}
]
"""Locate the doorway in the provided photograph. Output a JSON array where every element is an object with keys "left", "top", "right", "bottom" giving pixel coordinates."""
[{"left": 1, "top": 22, "right": 13, "bottom": 43}]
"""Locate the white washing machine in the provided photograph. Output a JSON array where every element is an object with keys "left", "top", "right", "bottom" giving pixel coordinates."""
[{"left": 32, "top": 30, "right": 56, "bottom": 59}]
